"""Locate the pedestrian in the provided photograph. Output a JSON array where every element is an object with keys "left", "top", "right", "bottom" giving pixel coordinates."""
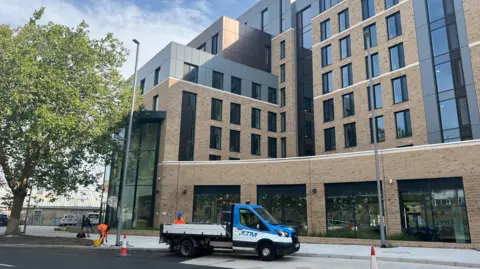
[
  {"left": 77, "top": 215, "right": 87, "bottom": 238},
  {"left": 96, "top": 223, "right": 109, "bottom": 245},
  {"left": 84, "top": 216, "right": 92, "bottom": 237},
  {"left": 174, "top": 212, "right": 186, "bottom": 224}
]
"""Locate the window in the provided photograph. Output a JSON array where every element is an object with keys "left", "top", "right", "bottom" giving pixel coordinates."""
[
  {"left": 342, "top": 92, "right": 355, "bottom": 117},
  {"left": 338, "top": 9, "right": 349, "bottom": 32},
  {"left": 280, "top": 64, "right": 286, "bottom": 83},
  {"left": 210, "top": 126, "right": 222, "bottom": 149},
  {"left": 305, "top": 120, "right": 313, "bottom": 139},
  {"left": 252, "top": 82, "right": 261, "bottom": 99},
  {"left": 344, "top": 123, "right": 357, "bottom": 148},
  {"left": 322, "top": 71, "right": 333, "bottom": 94},
  {"left": 178, "top": 91, "right": 196, "bottom": 161},
  {"left": 320, "top": 0, "right": 342, "bottom": 13},
  {"left": 321, "top": 45, "right": 332, "bottom": 67},
  {"left": 321, "top": 19, "right": 331, "bottom": 41},
  {"left": 239, "top": 208, "right": 267, "bottom": 230},
  {"left": 281, "top": 112, "right": 286, "bottom": 132},
  {"left": 368, "top": 84, "right": 383, "bottom": 110},
  {"left": 370, "top": 116, "right": 385, "bottom": 143},
  {"left": 231, "top": 76, "right": 241, "bottom": 95},
  {"left": 341, "top": 64, "right": 352, "bottom": 88},
  {"left": 251, "top": 134, "right": 261, "bottom": 155},
  {"left": 364, "top": 24, "right": 377, "bottom": 49},
  {"left": 265, "top": 45, "right": 271, "bottom": 72},
  {"left": 153, "top": 95, "right": 159, "bottom": 111},
  {"left": 395, "top": 110, "right": 412, "bottom": 138},
  {"left": 392, "top": 76, "right": 408, "bottom": 104},
  {"left": 431, "top": 26, "right": 449, "bottom": 57},
  {"left": 183, "top": 63, "right": 198, "bottom": 83},
  {"left": 268, "top": 137, "right": 277, "bottom": 158},
  {"left": 339, "top": 35, "right": 351, "bottom": 60},
  {"left": 209, "top": 155, "right": 221, "bottom": 161},
  {"left": 389, "top": 43, "right": 405, "bottom": 71},
  {"left": 251, "top": 108, "right": 261, "bottom": 129},
  {"left": 365, "top": 52, "right": 380, "bottom": 78},
  {"left": 281, "top": 138, "right": 287, "bottom": 158},
  {"left": 387, "top": 12, "right": 402, "bottom": 40},
  {"left": 154, "top": 67, "right": 161, "bottom": 85},
  {"left": 212, "top": 71, "right": 224, "bottom": 90},
  {"left": 268, "top": 112, "right": 277, "bottom": 132},
  {"left": 268, "top": 88, "right": 277, "bottom": 104},
  {"left": 324, "top": 127, "right": 336, "bottom": 151},
  {"left": 280, "top": 88, "right": 286, "bottom": 107},
  {"left": 230, "top": 103, "right": 241, "bottom": 125},
  {"left": 385, "top": 0, "right": 399, "bottom": 9},
  {"left": 193, "top": 186, "right": 240, "bottom": 223},
  {"left": 323, "top": 98, "right": 334, "bottom": 122},
  {"left": 361, "top": 0, "right": 375, "bottom": 20},
  {"left": 280, "top": 0, "right": 287, "bottom": 32},
  {"left": 197, "top": 43, "right": 206, "bottom": 52},
  {"left": 261, "top": 8, "right": 269, "bottom": 33},
  {"left": 211, "top": 98, "right": 222, "bottom": 121},
  {"left": 300, "top": 6, "right": 312, "bottom": 49},
  {"left": 280, "top": 40, "right": 286, "bottom": 59},
  {"left": 139, "top": 78, "right": 145, "bottom": 94},
  {"left": 229, "top": 157, "right": 240, "bottom": 160},
  {"left": 212, "top": 34, "right": 218, "bottom": 55},
  {"left": 230, "top": 130, "right": 240, "bottom": 152},
  {"left": 434, "top": 62, "right": 454, "bottom": 93}
]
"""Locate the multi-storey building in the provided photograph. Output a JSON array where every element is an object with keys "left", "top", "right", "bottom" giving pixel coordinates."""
[{"left": 106, "top": 0, "right": 480, "bottom": 247}]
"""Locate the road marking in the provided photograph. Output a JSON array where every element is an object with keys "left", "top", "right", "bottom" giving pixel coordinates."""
[{"left": 0, "top": 263, "right": 15, "bottom": 268}]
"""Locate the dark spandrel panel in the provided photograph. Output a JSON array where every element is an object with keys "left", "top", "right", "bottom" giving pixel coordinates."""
[{"left": 397, "top": 178, "right": 464, "bottom": 191}]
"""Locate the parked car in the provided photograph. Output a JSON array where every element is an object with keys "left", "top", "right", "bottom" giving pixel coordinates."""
[
  {"left": 87, "top": 213, "right": 100, "bottom": 225},
  {"left": 59, "top": 214, "right": 76, "bottom": 227},
  {"left": 0, "top": 214, "right": 8, "bottom": 226}
]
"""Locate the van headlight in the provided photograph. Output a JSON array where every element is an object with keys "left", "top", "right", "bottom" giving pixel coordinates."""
[{"left": 276, "top": 230, "right": 289, "bottom": 237}]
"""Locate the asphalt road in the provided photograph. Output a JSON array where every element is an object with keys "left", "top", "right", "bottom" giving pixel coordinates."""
[{"left": 0, "top": 247, "right": 226, "bottom": 269}]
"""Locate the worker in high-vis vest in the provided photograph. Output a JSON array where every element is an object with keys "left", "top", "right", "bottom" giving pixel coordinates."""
[
  {"left": 174, "top": 212, "right": 186, "bottom": 224},
  {"left": 96, "top": 223, "right": 109, "bottom": 244}
]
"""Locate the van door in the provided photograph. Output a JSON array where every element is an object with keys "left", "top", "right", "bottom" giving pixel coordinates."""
[{"left": 232, "top": 208, "right": 271, "bottom": 251}]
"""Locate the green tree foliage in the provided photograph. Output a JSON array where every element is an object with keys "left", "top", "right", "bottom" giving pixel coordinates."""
[{"left": 0, "top": 8, "right": 140, "bottom": 234}]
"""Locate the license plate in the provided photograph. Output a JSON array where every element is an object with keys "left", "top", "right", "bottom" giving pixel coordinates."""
[{"left": 295, "top": 243, "right": 300, "bottom": 248}]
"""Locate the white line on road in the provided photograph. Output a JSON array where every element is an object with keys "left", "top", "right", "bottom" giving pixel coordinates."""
[{"left": 0, "top": 263, "right": 15, "bottom": 267}]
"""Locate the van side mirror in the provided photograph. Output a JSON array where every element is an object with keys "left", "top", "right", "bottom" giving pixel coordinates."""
[{"left": 257, "top": 224, "right": 260, "bottom": 230}]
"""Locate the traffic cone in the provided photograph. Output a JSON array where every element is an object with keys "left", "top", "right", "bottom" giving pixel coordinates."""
[
  {"left": 370, "top": 246, "right": 378, "bottom": 269},
  {"left": 118, "top": 234, "right": 130, "bottom": 257}
]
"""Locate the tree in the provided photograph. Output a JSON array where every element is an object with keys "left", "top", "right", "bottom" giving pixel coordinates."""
[{"left": 0, "top": 8, "right": 140, "bottom": 235}]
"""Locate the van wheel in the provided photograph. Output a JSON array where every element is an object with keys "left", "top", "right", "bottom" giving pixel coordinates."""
[
  {"left": 258, "top": 243, "right": 276, "bottom": 261},
  {"left": 179, "top": 240, "right": 195, "bottom": 257}
]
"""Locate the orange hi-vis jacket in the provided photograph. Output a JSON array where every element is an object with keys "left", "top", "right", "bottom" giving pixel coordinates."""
[
  {"left": 97, "top": 224, "right": 108, "bottom": 238},
  {"left": 174, "top": 218, "right": 186, "bottom": 224}
]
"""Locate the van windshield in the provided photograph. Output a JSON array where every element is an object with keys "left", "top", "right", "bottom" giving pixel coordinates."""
[{"left": 254, "top": 208, "right": 280, "bottom": 225}]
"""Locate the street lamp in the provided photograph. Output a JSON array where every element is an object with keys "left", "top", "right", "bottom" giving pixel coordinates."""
[
  {"left": 365, "top": 30, "right": 386, "bottom": 248},
  {"left": 116, "top": 39, "right": 140, "bottom": 246}
]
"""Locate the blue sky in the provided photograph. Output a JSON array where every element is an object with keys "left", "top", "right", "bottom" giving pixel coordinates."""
[{"left": 0, "top": 0, "right": 259, "bottom": 76}]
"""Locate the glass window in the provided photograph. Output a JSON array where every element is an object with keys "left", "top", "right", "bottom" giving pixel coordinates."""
[
  {"left": 321, "top": 19, "right": 331, "bottom": 41},
  {"left": 197, "top": 43, "right": 206, "bottom": 52},
  {"left": 341, "top": 63, "right": 353, "bottom": 88},
  {"left": 153, "top": 95, "right": 158, "bottom": 111},
  {"left": 280, "top": 64, "right": 286, "bottom": 83},
  {"left": 231, "top": 76, "right": 242, "bottom": 94},
  {"left": 251, "top": 134, "right": 261, "bottom": 155},
  {"left": 385, "top": 0, "right": 399, "bottom": 9},
  {"left": 212, "top": 71, "right": 224, "bottom": 90},
  {"left": 229, "top": 157, "right": 240, "bottom": 160},
  {"left": 389, "top": 43, "right": 405, "bottom": 71},
  {"left": 305, "top": 120, "right": 313, "bottom": 139},
  {"left": 280, "top": 40, "right": 286, "bottom": 59},
  {"left": 370, "top": 116, "right": 385, "bottom": 143},
  {"left": 340, "top": 35, "right": 351, "bottom": 60},
  {"left": 324, "top": 127, "right": 336, "bottom": 151},
  {"left": 281, "top": 112, "right": 286, "bottom": 132},
  {"left": 252, "top": 82, "right": 261, "bottom": 99},
  {"left": 280, "top": 0, "right": 287, "bottom": 32},
  {"left": 398, "top": 178, "right": 471, "bottom": 243},
  {"left": 321, "top": 45, "right": 332, "bottom": 67},
  {"left": 178, "top": 91, "right": 196, "bottom": 161},
  {"left": 154, "top": 67, "right": 161, "bottom": 85},
  {"left": 338, "top": 9, "right": 349, "bottom": 32},
  {"left": 268, "top": 87, "right": 277, "bottom": 104},
  {"left": 320, "top": 0, "right": 343, "bottom": 13},
  {"left": 431, "top": 26, "right": 449, "bottom": 57},
  {"left": 368, "top": 84, "right": 382, "bottom": 110},
  {"left": 322, "top": 71, "right": 333, "bottom": 94},
  {"left": 261, "top": 8, "right": 269, "bottom": 33},
  {"left": 364, "top": 24, "right": 377, "bottom": 49},
  {"left": 268, "top": 137, "right": 277, "bottom": 158},
  {"left": 209, "top": 155, "right": 221, "bottom": 161},
  {"left": 210, "top": 126, "right": 222, "bottom": 149},
  {"left": 323, "top": 98, "right": 334, "bottom": 122},
  {"left": 230, "top": 103, "right": 241, "bottom": 125},
  {"left": 344, "top": 122, "right": 357, "bottom": 148},
  {"left": 392, "top": 76, "right": 409, "bottom": 104},
  {"left": 280, "top": 88, "right": 286, "bottom": 107},
  {"left": 211, "top": 98, "right": 222, "bottom": 121},
  {"left": 387, "top": 12, "right": 402, "bottom": 40},
  {"left": 139, "top": 79, "right": 145, "bottom": 94},
  {"left": 300, "top": 6, "right": 312, "bottom": 49},
  {"left": 365, "top": 53, "right": 380, "bottom": 78},
  {"left": 211, "top": 34, "right": 218, "bottom": 55},
  {"left": 239, "top": 208, "right": 266, "bottom": 230},
  {"left": 193, "top": 186, "right": 240, "bottom": 224},
  {"left": 183, "top": 63, "right": 198, "bottom": 83},
  {"left": 395, "top": 110, "right": 412, "bottom": 138},
  {"left": 427, "top": 0, "right": 445, "bottom": 23},
  {"left": 343, "top": 92, "right": 355, "bottom": 117},
  {"left": 268, "top": 112, "right": 277, "bottom": 132},
  {"left": 281, "top": 137, "right": 287, "bottom": 158},
  {"left": 361, "top": 0, "right": 375, "bottom": 20},
  {"left": 251, "top": 108, "right": 261, "bottom": 129},
  {"left": 435, "top": 62, "right": 454, "bottom": 92},
  {"left": 230, "top": 130, "right": 240, "bottom": 153},
  {"left": 265, "top": 45, "right": 271, "bottom": 72},
  {"left": 440, "top": 98, "right": 460, "bottom": 134}
]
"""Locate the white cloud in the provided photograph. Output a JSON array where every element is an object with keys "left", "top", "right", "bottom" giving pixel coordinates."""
[{"left": 0, "top": 0, "right": 214, "bottom": 77}]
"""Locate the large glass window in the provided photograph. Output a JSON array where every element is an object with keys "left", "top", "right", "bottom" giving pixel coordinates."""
[
  {"left": 183, "top": 63, "right": 198, "bottom": 83},
  {"left": 341, "top": 63, "right": 353, "bottom": 88},
  {"left": 230, "top": 103, "right": 241, "bottom": 125},
  {"left": 268, "top": 137, "right": 277, "bottom": 158},
  {"left": 385, "top": 0, "right": 399, "bottom": 9},
  {"left": 324, "top": 127, "right": 336, "bottom": 151},
  {"left": 231, "top": 76, "right": 242, "bottom": 95},
  {"left": 398, "top": 178, "right": 471, "bottom": 243},
  {"left": 435, "top": 62, "right": 454, "bottom": 92},
  {"left": 392, "top": 76, "right": 408, "bottom": 104},
  {"left": 368, "top": 84, "right": 382, "bottom": 110},
  {"left": 338, "top": 9, "right": 349, "bottom": 32},
  {"left": 343, "top": 92, "right": 355, "bottom": 117},
  {"left": 300, "top": 6, "right": 312, "bottom": 49},
  {"left": 364, "top": 24, "right": 377, "bottom": 49},
  {"left": 153, "top": 95, "right": 158, "bottom": 111},
  {"left": 281, "top": 137, "right": 287, "bottom": 158},
  {"left": 323, "top": 98, "right": 334, "bottom": 122},
  {"left": 268, "top": 87, "right": 278, "bottom": 104},
  {"left": 280, "top": 64, "right": 286, "bottom": 83},
  {"left": 427, "top": 0, "right": 445, "bottom": 23},
  {"left": 280, "top": 41, "right": 286, "bottom": 59},
  {"left": 322, "top": 71, "right": 333, "bottom": 94},
  {"left": 210, "top": 126, "right": 222, "bottom": 149},
  {"left": 280, "top": 0, "right": 287, "bottom": 32},
  {"left": 261, "top": 8, "right": 269, "bottom": 33},
  {"left": 389, "top": 43, "right": 405, "bottom": 71},
  {"left": 320, "top": 0, "right": 342, "bottom": 13},
  {"left": 344, "top": 122, "right": 357, "bottom": 148},
  {"left": 321, "top": 44, "right": 332, "bottom": 67},
  {"left": 268, "top": 112, "right": 277, "bottom": 132},
  {"left": 212, "top": 71, "right": 224, "bottom": 90},
  {"left": 281, "top": 112, "right": 286, "bottom": 132},
  {"left": 280, "top": 88, "right": 286, "bottom": 107},
  {"left": 252, "top": 82, "right": 261, "bottom": 100},
  {"left": 211, "top": 98, "right": 222, "bottom": 121},
  {"left": 395, "top": 109, "right": 412, "bottom": 138},
  {"left": 139, "top": 79, "right": 145, "bottom": 94},
  {"left": 440, "top": 98, "right": 460, "bottom": 142},
  {"left": 365, "top": 53, "right": 380, "bottom": 78},
  {"left": 178, "top": 91, "right": 196, "bottom": 161},
  {"left": 211, "top": 34, "right": 218, "bottom": 55},
  {"left": 370, "top": 116, "right": 385, "bottom": 143},
  {"left": 251, "top": 134, "right": 261, "bottom": 155},
  {"left": 230, "top": 130, "right": 240, "bottom": 153},
  {"left": 361, "top": 0, "right": 375, "bottom": 20},
  {"left": 193, "top": 186, "right": 240, "bottom": 224},
  {"left": 321, "top": 19, "right": 331, "bottom": 41},
  {"left": 340, "top": 35, "right": 351, "bottom": 60},
  {"left": 257, "top": 185, "right": 307, "bottom": 235},
  {"left": 325, "top": 182, "right": 383, "bottom": 238},
  {"left": 154, "top": 67, "right": 161, "bottom": 86},
  {"left": 387, "top": 12, "right": 402, "bottom": 40},
  {"left": 251, "top": 108, "right": 261, "bottom": 129}
]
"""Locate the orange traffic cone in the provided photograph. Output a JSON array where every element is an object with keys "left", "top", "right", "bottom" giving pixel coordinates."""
[
  {"left": 370, "top": 246, "right": 378, "bottom": 269},
  {"left": 118, "top": 234, "right": 130, "bottom": 257}
]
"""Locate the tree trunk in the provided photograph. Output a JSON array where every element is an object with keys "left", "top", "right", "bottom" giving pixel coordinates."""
[{"left": 4, "top": 191, "right": 27, "bottom": 235}]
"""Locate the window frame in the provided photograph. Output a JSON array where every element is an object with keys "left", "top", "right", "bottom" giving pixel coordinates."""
[
  {"left": 386, "top": 11, "right": 402, "bottom": 40},
  {"left": 280, "top": 64, "right": 286, "bottom": 83},
  {"left": 139, "top": 78, "right": 146, "bottom": 94},
  {"left": 183, "top": 63, "right": 199, "bottom": 83},
  {"left": 321, "top": 44, "right": 332, "bottom": 67},
  {"left": 385, "top": 0, "right": 400, "bottom": 10},
  {"left": 338, "top": 8, "right": 349, "bottom": 32},
  {"left": 361, "top": 0, "right": 375, "bottom": 20},
  {"left": 363, "top": 23, "right": 377, "bottom": 49},
  {"left": 154, "top": 66, "right": 161, "bottom": 86},
  {"left": 342, "top": 92, "right": 355, "bottom": 117},
  {"left": 324, "top": 127, "right": 336, "bottom": 151},
  {"left": 229, "top": 130, "right": 241, "bottom": 153},
  {"left": 268, "top": 87, "right": 278, "bottom": 104},
  {"left": 370, "top": 116, "right": 386, "bottom": 143},
  {"left": 280, "top": 40, "right": 286, "bottom": 59},
  {"left": 339, "top": 35, "right": 351, "bottom": 60},
  {"left": 251, "top": 108, "right": 261, "bottom": 129},
  {"left": 368, "top": 83, "right": 383, "bottom": 110},
  {"left": 230, "top": 103, "right": 241, "bottom": 125},
  {"left": 280, "top": 88, "right": 286, "bottom": 107},
  {"left": 268, "top": 112, "right": 277, "bottom": 132},
  {"left": 268, "top": 137, "right": 277, "bottom": 158},
  {"left": 210, "top": 126, "right": 222, "bottom": 149},
  {"left": 231, "top": 76, "right": 242, "bottom": 95},
  {"left": 344, "top": 122, "right": 357, "bottom": 148},
  {"left": 321, "top": 19, "right": 331, "bottom": 41},
  {"left": 212, "top": 71, "right": 224, "bottom": 90},
  {"left": 395, "top": 109, "right": 412, "bottom": 139},
  {"left": 392, "top": 75, "right": 409, "bottom": 104},
  {"left": 389, "top": 43, "right": 405, "bottom": 71},
  {"left": 365, "top": 52, "right": 380, "bottom": 79},
  {"left": 252, "top": 82, "right": 261, "bottom": 100},
  {"left": 323, "top": 98, "right": 334, "bottom": 122},
  {"left": 261, "top": 8, "right": 269, "bottom": 33},
  {"left": 209, "top": 155, "right": 221, "bottom": 161},
  {"left": 341, "top": 63, "right": 353, "bottom": 88},
  {"left": 153, "top": 95, "right": 159, "bottom": 111},
  {"left": 281, "top": 137, "right": 287, "bottom": 158},
  {"left": 322, "top": 71, "right": 333, "bottom": 94},
  {"left": 251, "top": 134, "right": 261, "bottom": 155},
  {"left": 212, "top": 34, "right": 219, "bottom": 55}
]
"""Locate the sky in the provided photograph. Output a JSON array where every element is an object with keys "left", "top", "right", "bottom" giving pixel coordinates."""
[{"left": 0, "top": 0, "right": 259, "bottom": 77}]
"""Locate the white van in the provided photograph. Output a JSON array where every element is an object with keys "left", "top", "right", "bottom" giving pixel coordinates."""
[{"left": 88, "top": 213, "right": 100, "bottom": 225}]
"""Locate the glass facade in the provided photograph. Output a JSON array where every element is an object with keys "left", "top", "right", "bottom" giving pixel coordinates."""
[{"left": 193, "top": 186, "right": 240, "bottom": 224}]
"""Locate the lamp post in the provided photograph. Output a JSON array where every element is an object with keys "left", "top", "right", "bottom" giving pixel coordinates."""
[
  {"left": 365, "top": 30, "right": 386, "bottom": 248},
  {"left": 116, "top": 39, "right": 140, "bottom": 246}
]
